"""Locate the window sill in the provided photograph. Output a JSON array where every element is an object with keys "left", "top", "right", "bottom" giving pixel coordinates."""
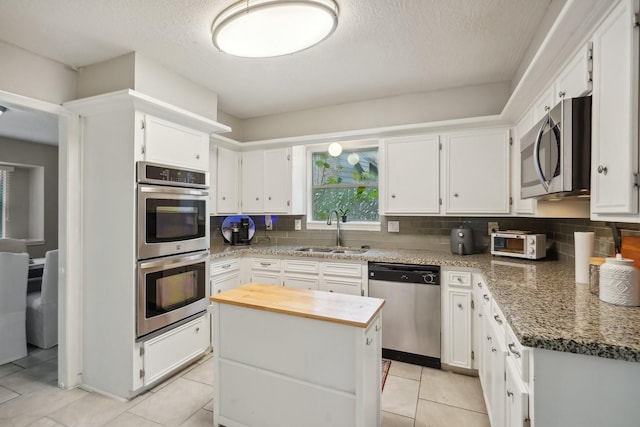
[
  {"left": 26, "top": 239, "right": 46, "bottom": 246},
  {"left": 306, "top": 221, "right": 381, "bottom": 232}
]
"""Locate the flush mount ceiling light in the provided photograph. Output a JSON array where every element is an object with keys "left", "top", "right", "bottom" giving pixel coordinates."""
[{"left": 212, "top": 0, "right": 339, "bottom": 58}]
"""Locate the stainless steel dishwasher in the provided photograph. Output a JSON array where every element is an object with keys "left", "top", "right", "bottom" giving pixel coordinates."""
[{"left": 368, "top": 262, "right": 441, "bottom": 368}]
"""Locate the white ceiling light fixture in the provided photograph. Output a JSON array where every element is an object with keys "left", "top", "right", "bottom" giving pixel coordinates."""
[
  {"left": 328, "top": 142, "right": 342, "bottom": 157},
  {"left": 212, "top": 0, "right": 339, "bottom": 58}
]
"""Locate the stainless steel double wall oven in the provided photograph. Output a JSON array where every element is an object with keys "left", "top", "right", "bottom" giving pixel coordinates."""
[{"left": 136, "top": 162, "right": 210, "bottom": 339}]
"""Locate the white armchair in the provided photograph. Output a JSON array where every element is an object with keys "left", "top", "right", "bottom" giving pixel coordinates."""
[
  {"left": 0, "top": 252, "right": 29, "bottom": 364},
  {"left": 26, "top": 249, "right": 58, "bottom": 349},
  {"left": 0, "top": 238, "right": 27, "bottom": 254}
]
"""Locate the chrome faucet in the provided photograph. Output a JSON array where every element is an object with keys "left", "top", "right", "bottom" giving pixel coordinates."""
[{"left": 327, "top": 209, "right": 342, "bottom": 247}]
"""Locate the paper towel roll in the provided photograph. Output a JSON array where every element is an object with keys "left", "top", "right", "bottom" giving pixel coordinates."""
[{"left": 575, "top": 232, "right": 595, "bottom": 284}]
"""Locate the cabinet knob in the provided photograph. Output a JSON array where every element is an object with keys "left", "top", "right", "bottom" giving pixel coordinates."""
[
  {"left": 508, "top": 343, "right": 521, "bottom": 358},
  {"left": 487, "top": 335, "right": 492, "bottom": 341},
  {"left": 375, "top": 324, "right": 381, "bottom": 331},
  {"left": 268, "top": 196, "right": 272, "bottom": 200},
  {"left": 491, "top": 347, "right": 497, "bottom": 353},
  {"left": 507, "top": 390, "right": 514, "bottom": 398},
  {"left": 456, "top": 277, "right": 463, "bottom": 282},
  {"left": 597, "top": 165, "right": 608, "bottom": 175},
  {"left": 457, "top": 303, "right": 463, "bottom": 309},
  {"left": 494, "top": 314, "right": 503, "bottom": 325},
  {"left": 195, "top": 327, "right": 200, "bottom": 333},
  {"left": 366, "top": 338, "right": 373, "bottom": 345},
  {"left": 453, "top": 193, "right": 459, "bottom": 197},
  {"left": 477, "top": 282, "right": 482, "bottom": 288},
  {"left": 391, "top": 194, "right": 396, "bottom": 198},
  {"left": 544, "top": 105, "right": 550, "bottom": 112},
  {"left": 558, "top": 91, "right": 566, "bottom": 98},
  {"left": 483, "top": 294, "right": 489, "bottom": 301},
  {"left": 196, "top": 154, "right": 200, "bottom": 160},
  {"left": 256, "top": 197, "right": 260, "bottom": 201},
  {"left": 222, "top": 196, "right": 226, "bottom": 200}
]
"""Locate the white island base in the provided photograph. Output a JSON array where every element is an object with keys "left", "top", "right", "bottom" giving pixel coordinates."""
[{"left": 210, "top": 283, "right": 385, "bottom": 427}]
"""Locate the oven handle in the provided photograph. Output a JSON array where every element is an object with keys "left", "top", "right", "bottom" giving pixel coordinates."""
[
  {"left": 533, "top": 115, "right": 551, "bottom": 192},
  {"left": 138, "top": 251, "right": 210, "bottom": 271},
  {"left": 139, "top": 184, "right": 208, "bottom": 197}
]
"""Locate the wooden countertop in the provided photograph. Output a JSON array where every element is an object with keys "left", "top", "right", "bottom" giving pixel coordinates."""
[{"left": 210, "top": 283, "right": 385, "bottom": 328}]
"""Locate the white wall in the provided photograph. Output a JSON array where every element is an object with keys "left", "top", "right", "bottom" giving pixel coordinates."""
[
  {"left": 237, "top": 82, "right": 510, "bottom": 142},
  {"left": 216, "top": 110, "right": 243, "bottom": 141},
  {"left": 0, "top": 40, "right": 77, "bottom": 104}
]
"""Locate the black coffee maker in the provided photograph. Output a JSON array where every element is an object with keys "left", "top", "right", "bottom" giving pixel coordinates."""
[{"left": 238, "top": 217, "right": 251, "bottom": 245}]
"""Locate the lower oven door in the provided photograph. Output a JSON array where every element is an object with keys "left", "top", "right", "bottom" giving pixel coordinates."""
[{"left": 137, "top": 251, "right": 210, "bottom": 339}]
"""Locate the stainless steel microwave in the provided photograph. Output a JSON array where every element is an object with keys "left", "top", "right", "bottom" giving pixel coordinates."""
[{"left": 520, "top": 95, "right": 592, "bottom": 200}]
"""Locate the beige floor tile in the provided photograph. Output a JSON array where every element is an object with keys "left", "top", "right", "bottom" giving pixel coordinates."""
[
  {"left": 181, "top": 357, "right": 213, "bottom": 386},
  {"left": 419, "top": 368, "right": 486, "bottom": 414},
  {"left": 12, "top": 347, "right": 58, "bottom": 369},
  {"left": 414, "top": 399, "right": 490, "bottom": 427},
  {"left": 24, "top": 416, "right": 66, "bottom": 426},
  {"left": 202, "top": 399, "right": 213, "bottom": 412},
  {"left": 129, "top": 377, "right": 213, "bottom": 427},
  {"left": 0, "top": 360, "right": 58, "bottom": 395},
  {"left": 381, "top": 375, "right": 420, "bottom": 418},
  {"left": 0, "top": 386, "right": 87, "bottom": 427},
  {"left": 179, "top": 408, "right": 214, "bottom": 427},
  {"left": 388, "top": 361, "right": 423, "bottom": 381},
  {"left": 0, "top": 363, "right": 22, "bottom": 379},
  {"left": 49, "top": 388, "right": 149, "bottom": 427},
  {"left": 104, "top": 412, "right": 164, "bottom": 427},
  {"left": 0, "top": 385, "right": 18, "bottom": 405},
  {"left": 381, "top": 410, "right": 415, "bottom": 427}
]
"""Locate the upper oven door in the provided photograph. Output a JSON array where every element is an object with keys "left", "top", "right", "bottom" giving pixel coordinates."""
[{"left": 137, "top": 184, "right": 209, "bottom": 260}]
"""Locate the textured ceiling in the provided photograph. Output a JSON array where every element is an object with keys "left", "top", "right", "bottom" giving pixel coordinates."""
[{"left": 0, "top": 0, "right": 552, "bottom": 122}]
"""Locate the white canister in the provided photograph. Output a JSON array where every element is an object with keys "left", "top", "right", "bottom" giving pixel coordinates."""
[{"left": 599, "top": 254, "right": 640, "bottom": 306}]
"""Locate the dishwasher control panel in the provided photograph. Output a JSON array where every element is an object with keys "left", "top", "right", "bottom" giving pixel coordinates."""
[{"left": 368, "top": 263, "right": 440, "bottom": 285}]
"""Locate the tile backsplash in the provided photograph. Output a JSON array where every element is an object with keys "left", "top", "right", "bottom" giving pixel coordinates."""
[{"left": 211, "top": 215, "right": 640, "bottom": 263}]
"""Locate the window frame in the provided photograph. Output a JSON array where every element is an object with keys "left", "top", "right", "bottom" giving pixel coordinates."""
[{"left": 306, "top": 140, "right": 381, "bottom": 232}]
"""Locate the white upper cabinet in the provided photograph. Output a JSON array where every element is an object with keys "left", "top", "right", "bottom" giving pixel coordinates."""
[
  {"left": 241, "top": 147, "right": 306, "bottom": 214},
  {"left": 443, "top": 128, "right": 510, "bottom": 214},
  {"left": 554, "top": 43, "right": 593, "bottom": 102},
  {"left": 214, "top": 146, "right": 240, "bottom": 214},
  {"left": 532, "top": 86, "right": 555, "bottom": 124},
  {"left": 142, "top": 114, "right": 209, "bottom": 171},
  {"left": 591, "top": 0, "right": 640, "bottom": 218},
  {"left": 381, "top": 134, "right": 440, "bottom": 214}
]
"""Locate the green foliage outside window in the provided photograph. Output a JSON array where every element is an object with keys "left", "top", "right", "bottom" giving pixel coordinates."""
[{"left": 312, "top": 148, "right": 379, "bottom": 222}]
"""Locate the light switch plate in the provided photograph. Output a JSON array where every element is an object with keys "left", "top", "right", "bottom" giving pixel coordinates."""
[
  {"left": 294, "top": 219, "right": 302, "bottom": 230},
  {"left": 388, "top": 221, "right": 400, "bottom": 233}
]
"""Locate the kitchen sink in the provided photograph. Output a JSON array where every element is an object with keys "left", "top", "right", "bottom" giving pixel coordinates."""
[{"left": 295, "top": 247, "right": 368, "bottom": 255}]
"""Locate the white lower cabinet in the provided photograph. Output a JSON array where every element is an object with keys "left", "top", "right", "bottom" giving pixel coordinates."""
[
  {"left": 505, "top": 357, "right": 530, "bottom": 427},
  {"left": 249, "top": 257, "right": 282, "bottom": 285},
  {"left": 140, "top": 315, "right": 209, "bottom": 387},
  {"left": 210, "top": 257, "right": 241, "bottom": 295},
  {"left": 441, "top": 269, "right": 474, "bottom": 370},
  {"left": 283, "top": 259, "right": 320, "bottom": 290}
]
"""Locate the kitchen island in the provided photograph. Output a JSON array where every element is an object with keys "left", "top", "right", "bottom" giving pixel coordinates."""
[{"left": 210, "top": 283, "right": 385, "bottom": 427}]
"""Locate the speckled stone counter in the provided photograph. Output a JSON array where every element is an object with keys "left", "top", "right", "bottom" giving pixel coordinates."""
[{"left": 210, "top": 245, "right": 640, "bottom": 362}]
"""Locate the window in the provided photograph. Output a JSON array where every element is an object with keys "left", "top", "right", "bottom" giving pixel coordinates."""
[{"left": 311, "top": 147, "right": 379, "bottom": 222}]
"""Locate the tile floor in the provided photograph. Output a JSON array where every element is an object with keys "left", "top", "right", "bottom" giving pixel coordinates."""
[{"left": 0, "top": 348, "right": 489, "bottom": 426}]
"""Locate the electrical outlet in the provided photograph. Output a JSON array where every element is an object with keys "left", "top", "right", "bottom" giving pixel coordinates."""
[
  {"left": 265, "top": 215, "right": 273, "bottom": 230},
  {"left": 388, "top": 221, "right": 400, "bottom": 233},
  {"left": 488, "top": 221, "right": 499, "bottom": 235},
  {"left": 294, "top": 219, "right": 302, "bottom": 231}
]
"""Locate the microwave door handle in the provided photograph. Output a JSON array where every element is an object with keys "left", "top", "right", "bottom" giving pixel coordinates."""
[{"left": 533, "top": 116, "right": 550, "bottom": 191}]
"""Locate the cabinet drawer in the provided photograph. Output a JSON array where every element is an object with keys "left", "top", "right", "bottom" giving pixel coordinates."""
[
  {"left": 505, "top": 325, "right": 530, "bottom": 383},
  {"left": 321, "top": 277, "right": 362, "bottom": 296},
  {"left": 322, "top": 262, "right": 362, "bottom": 278},
  {"left": 251, "top": 258, "right": 281, "bottom": 271},
  {"left": 283, "top": 274, "right": 319, "bottom": 291},
  {"left": 283, "top": 259, "right": 319, "bottom": 274},
  {"left": 211, "top": 258, "right": 240, "bottom": 276},
  {"left": 448, "top": 271, "right": 471, "bottom": 288}
]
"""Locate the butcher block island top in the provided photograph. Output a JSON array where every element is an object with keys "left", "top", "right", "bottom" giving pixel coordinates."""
[{"left": 210, "top": 282, "right": 385, "bottom": 328}]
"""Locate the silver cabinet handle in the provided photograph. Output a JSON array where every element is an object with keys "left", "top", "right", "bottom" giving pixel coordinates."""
[
  {"left": 260, "top": 262, "right": 271, "bottom": 267},
  {"left": 222, "top": 196, "right": 226, "bottom": 200},
  {"left": 375, "top": 324, "right": 381, "bottom": 331},
  {"left": 558, "top": 91, "right": 565, "bottom": 98},
  {"left": 457, "top": 303, "right": 463, "bottom": 309},
  {"left": 453, "top": 193, "right": 459, "bottom": 197},
  {"left": 544, "top": 105, "right": 550, "bottom": 112},
  {"left": 477, "top": 282, "right": 482, "bottom": 288},
  {"left": 507, "top": 390, "right": 514, "bottom": 398},
  {"left": 491, "top": 347, "right": 497, "bottom": 353},
  {"left": 483, "top": 295, "right": 489, "bottom": 301},
  {"left": 366, "top": 338, "right": 373, "bottom": 345},
  {"left": 268, "top": 196, "right": 272, "bottom": 200},
  {"left": 597, "top": 165, "right": 608, "bottom": 175},
  {"left": 487, "top": 335, "right": 492, "bottom": 341},
  {"left": 508, "top": 343, "right": 521, "bottom": 358},
  {"left": 221, "top": 264, "right": 231, "bottom": 269},
  {"left": 256, "top": 197, "right": 259, "bottom": 201},
  {"left": 456, "top": 276, "right": 463, "bottom": 282},
  {"left": 391, "top": 194, "right": 396, "bottom": 198},
  {"left": 493, "top": 315, "right": 503, "bottom": 325}
]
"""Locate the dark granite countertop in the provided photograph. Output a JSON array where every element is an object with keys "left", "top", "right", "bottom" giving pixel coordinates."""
[{"left": 210, "top": 245, "right": 640, "bottom": 362}]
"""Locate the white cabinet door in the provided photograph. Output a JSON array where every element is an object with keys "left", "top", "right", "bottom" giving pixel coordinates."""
[
  {"left": 283, "top": 274, "right": 319, "bottom": 290},
  {"left": 264, "top": 147, "right": 291, "bottom": 213},
  {"left": 448, "top": 291, "right": 472, "bottom": 369},
  {"left": 505, "top": 358, "right": 529, "bottom": 427},
  {"left": 216, "top": 147, "right": 240, "bottom": 214},
  {"left": 444, "top": 128, "right": 510, "bottom": 214},
  {"left": 320, "top": 277, "right": 362, "bottom": 296},
  {"left": 241, "top": 151, "right": 265, "bottom": 213},
  {"left": 211, "top": 271, "right": 241, "bottom": 295},
  {"left": 554, "top": 43, "right": 593, "bottom": 102},
  {"left": 362, "top": 315, "right": 381, "bottom": 427},
  {"left": 382, "top": 134, "right": 440, "bottom": 214},
  {"left": 591, "top": 0, "right": 640, "bottom": 216},
  {"left": 143, "top": 115, "right": 209, "bottom": 171},
  {"left": 488, "top": 317, "right": 507, "bottom": 427}
]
